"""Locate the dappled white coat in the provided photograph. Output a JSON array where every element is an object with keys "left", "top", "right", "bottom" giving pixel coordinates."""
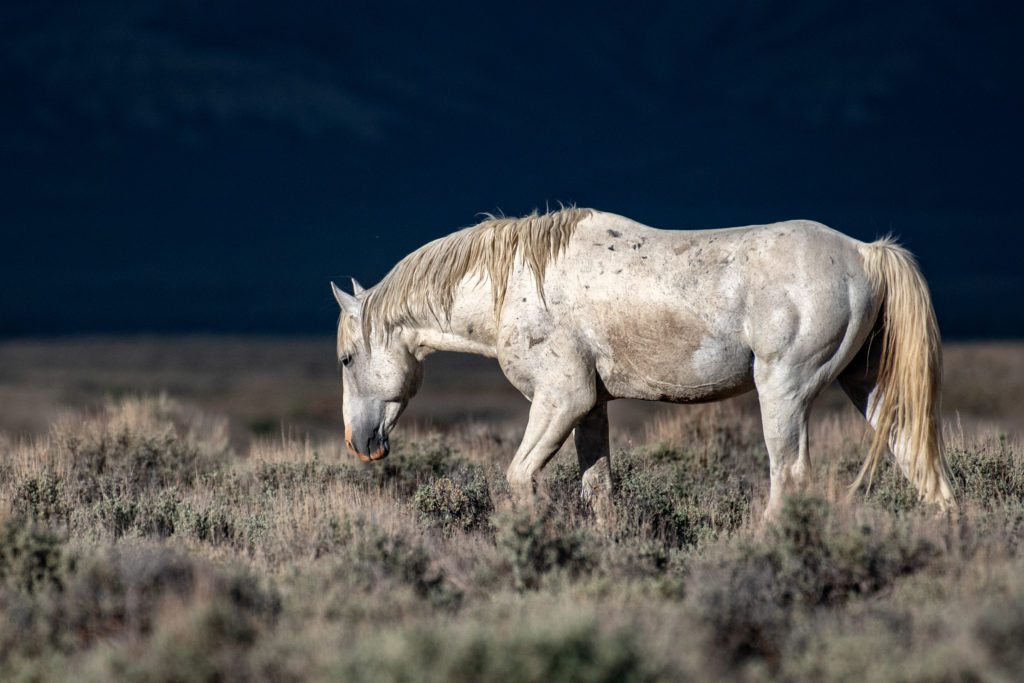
[{"left": 333, "top": 209, "right": 954, "bottom": 525}]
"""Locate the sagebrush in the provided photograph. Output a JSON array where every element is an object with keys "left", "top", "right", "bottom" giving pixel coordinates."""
[{"left": 0, "top": 396, "right": 1022, "bottom": 681}]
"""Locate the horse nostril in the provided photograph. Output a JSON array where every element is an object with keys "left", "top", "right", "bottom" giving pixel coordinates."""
[{"left": 366, "top": 433, "right": 389, "bottom": 461}]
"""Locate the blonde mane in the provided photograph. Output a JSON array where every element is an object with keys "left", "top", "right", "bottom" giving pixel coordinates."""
[{"left": 352, "top": 207, "right": 592, "bottom": 344}]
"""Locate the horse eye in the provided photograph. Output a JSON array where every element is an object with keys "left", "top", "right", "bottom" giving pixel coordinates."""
[{"left": 340, "top": 355, "right": 353, "bottom": 368}]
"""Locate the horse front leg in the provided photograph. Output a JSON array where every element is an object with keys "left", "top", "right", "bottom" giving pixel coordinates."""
[
  {"left": 574, "top": 403, "right": 615, "bottom": 530},
  {"left": 505, "top": 390, "right": 594, "bottom": 505}
]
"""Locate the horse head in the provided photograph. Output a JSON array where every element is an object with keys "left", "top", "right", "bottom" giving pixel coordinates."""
[{"left": 331, "top": 279, "right": 423, "bottom": 462}]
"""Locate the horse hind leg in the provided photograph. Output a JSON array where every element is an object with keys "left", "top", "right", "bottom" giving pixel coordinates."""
[
  {"left": 837, "top": 340, "right": 951, "bottom": 501},
  {"left": 836, "top": 340, "right": 903, "bottom": 472},
  {"left": 754, "top": 360, "right": 819, "bottom": 522},
  {"left": 574, "top": 403, "right": 615, "bottom": 529}
]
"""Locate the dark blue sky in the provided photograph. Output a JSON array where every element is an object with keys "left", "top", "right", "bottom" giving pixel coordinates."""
[{"left": 2, "top": 1, "right": 1022, "bottom": 337}]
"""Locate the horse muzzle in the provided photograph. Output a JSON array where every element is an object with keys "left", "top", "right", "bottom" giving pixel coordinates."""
[
  {"left": 345, "top": 426, "right": 390, "bottom": 462},
  {"left": 349, "top": 443, "right": 389, "bottom": 462}
]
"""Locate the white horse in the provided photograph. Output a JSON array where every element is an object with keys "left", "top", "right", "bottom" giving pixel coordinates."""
[{"left": 331, "top": 208, "right": 954, "bottom": 523}]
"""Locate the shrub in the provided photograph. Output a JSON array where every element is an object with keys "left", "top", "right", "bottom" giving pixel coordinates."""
[
  {"left": 370, "top": 438, "right": 469, "bottom": 497},
  {"left": 311, "top": 515, "right": 352, "bottom": 559},
  {"left": 861, "top": 460, "right": 919, "bottom": 513},
  {"left": 0, "top": 541, "right": 199, "bottom": 666},
  {"left": 333, "top": 617, "right": 666, "bottom": 683},
  {"left": 612, "top": 460, "right": 687, "bottom": 542},
  {"left": 414, "top": 471, "right": 493, "bottom": 535},
  {"left": 255, "top": 458, "right": 346, "bottom": 495},
  {"left": 766, "top": 496, "right": 937, "bottom": 606},
  {"left": 87, "top": 567, "right": 283, "bottom": 683},
  {"left": 92, "top": 497, "right": 139, "bottom": 538},
  {"left": 11, "top": 472, "right": 69, "bottom": 526},
  {"left": 495, "top": 507, "right": 595, "bottom": 591},
  {"left": 345, "top": 522, "right": 460, "bottom": 608},
  {"left": 0, "top": 518, "right": 66, "bottom": 595},
  {"left": 691, "top": 495, "right": 940, "bottom": 669},
  {"left": 50, "top": 398, "right": 230, "bottom": 508},
  {"left": 2, "top": 392, "right": 1022, "bottom": 681},
  {"left": 697, "top": 550, "right": 790, "bottom": 667},
  {"left": 63, "top": 544, "right": 197, "bottom": 643},
  {"left": 866, "top": 439, "right": 1024, "bottom": 514},
  {"left": 178, "top": 502, "right": 237, "bottom": 545},
  {"left": 67, "top": 429, "right": 206, "bottom": 503},
  {"left": 950, "top": 439, "right": 1024, "bottom": 506},
  {"left": 541, "top": 461, "right": 588, "bottom": 513},
  {"left": 65, "top": 490, "right": 247, "bottom": 545},
  {"left": 596, "top": 538, "right": 688, "bottom": 599},
  {"left": 135, "top": 490, "right": 181, "bottom": 537},
  {"left": 612, "top": 458, "right": 751, "bottom": 547},
  {"left": 974, "top": 591, "right": 1024, "bottom": 675}
]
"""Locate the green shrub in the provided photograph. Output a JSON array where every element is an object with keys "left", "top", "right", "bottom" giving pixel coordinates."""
[
  {"left": 0, "top": 518, "right": 66, "bottom": 595},
  {"left": 0, "top": 541, "right": 199, "bottom": 666},
  {"left": 2, "top": 394, "right": 1023, "bottom": 682},
  {"left": 950, "top": 439, "right": 1024, "bottom": 506},
  {"left": 596, "top": 538, "right": 689, "bottom": 599},
  {"left": 11, "top": 471, "right": 69, "bottom": 526},
  {"left": 414, "top": 471, "right": 493, "bottom": 535},
  {"left": 66, "top": 431, "right": 206, "bottom": 503},
  {"left": 135, "top": 490, "right": 181, "bottom": 537},
  {"left": 333, "top": 617, "right": 666, "bottom": 683},
  {"left": 866, "top": 439, "right": 1024, "bottom": 514},
  {"left": 861, "top": 460, "right": 919, "bottom": 513},
  {"left": 178, "top": 502, "right": 237, "bottom": 544},
  {"left": 0, "top": 538, "right": 283, "bottom": 680},
  {"left": 612, "top": 460, "right": 686, "bottom": 541},
  {"left": 49, "top": 400, "right": 230, "bottom": 509},
  {"left": 345, "top": 522, "right": 460, "bottom": 608},
  {"left": 87, "top": 566, "right": 282, "bottom": 683},
  {"left": 255, "top": 458, "right": 346, "bottom": 495},
  {"left": 612, "top": 458, "right": 751, "bottom": 548},
  {"left": 543, "top": 425, "right": 757, "bottom": 547},
  {"left": 63, "top": 545, "right": 197, "bottom": 643},
  {"left": 541, "top": 461, "right": 588, "bottom": 513},
  {"left": 375, "top": 442, "right": 462, "bottom": 494},
  {"left": 772, "top": 496, "right": 938, "bottom": 605},
  {"left": 691, "top": 495, "right": 940, "bottom": 669},
  {"left": 92, "top": 497, "right": 139, "bottom": 538},
  {"left": 974, "top": 591, "right": 1024, "bottom": 675},
  {"left": 496, "top": 507, "right": 595, "bottom": 591},
  {"left": 311, "top": 515, "right": 352, "bottom": 558},
  {"left": 692, "top": 530, "right": 795, "bottom": 668},
  {"left": 308, "top": 437, "right": 478, "bottom": 500}
]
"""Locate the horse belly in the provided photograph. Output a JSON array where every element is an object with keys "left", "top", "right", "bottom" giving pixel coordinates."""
[{"left": 594, "top": 321, "right": 754, "bottom": 404}]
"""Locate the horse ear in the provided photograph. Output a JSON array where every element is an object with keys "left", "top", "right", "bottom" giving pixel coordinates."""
[
  {"left": 331, "top": 281, "right": 360, "bottom": 316},
  {"left": 350, "top": 278, "right": 365, "bottom": 297}
]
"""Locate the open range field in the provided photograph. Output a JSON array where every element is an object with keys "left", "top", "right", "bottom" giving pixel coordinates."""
[{"left": 0, "top": 338, "right": 1022, "bottom": 681}]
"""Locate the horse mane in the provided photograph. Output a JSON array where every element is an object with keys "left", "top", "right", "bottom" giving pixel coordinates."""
[{"left": 355, "top": 207, "right": 593, "bottom": 343}]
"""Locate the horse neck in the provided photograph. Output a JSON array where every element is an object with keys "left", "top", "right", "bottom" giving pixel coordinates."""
[{"left": 408, "top": 275, "right": 499, "bottom": 358}]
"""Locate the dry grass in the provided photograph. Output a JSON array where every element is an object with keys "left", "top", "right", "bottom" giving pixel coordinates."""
[{"left": 0, "top": 339, "right": 1021, "bottom": 680}]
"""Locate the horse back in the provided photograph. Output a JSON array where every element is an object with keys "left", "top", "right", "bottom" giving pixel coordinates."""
[{"left": 526, "top": 212, "right": 872, "bottom": 403}]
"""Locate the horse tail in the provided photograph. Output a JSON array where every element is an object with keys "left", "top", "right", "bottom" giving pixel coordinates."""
[{"left": 852, "top": 238, "right": 955, "bottom": 506}]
